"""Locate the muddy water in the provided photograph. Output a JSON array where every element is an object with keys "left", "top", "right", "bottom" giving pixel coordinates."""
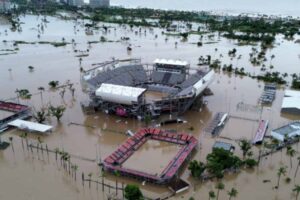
[
  {"left": 0, "top": 110, "right": 14, "bottom": 120},
  {"left": 111, "top": 0, "right": 300, "bottom": 17},
  {"left": 0, "top": 14, "right": 300, "bottom": 200},
  {"left": 123, "top": 140, "right": 181, "bottom": 175}
]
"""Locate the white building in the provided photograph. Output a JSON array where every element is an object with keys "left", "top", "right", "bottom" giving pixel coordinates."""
[
  {"left": 281, "top": 90, "right": 300, "bottom": 115},
  {"left": 95, "top": 83, "right": 146, "bottom": 105},
  {"left": 89, "top": 0, "right": 109, "bottom": 8},
  {"left": 271, "top": 121, "right": 300, "bottom": 141}
]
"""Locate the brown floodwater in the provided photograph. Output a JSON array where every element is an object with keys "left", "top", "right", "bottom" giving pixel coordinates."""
[
  {"left": 0, "top": 110, "right": 14, "bottom": 120},
  {"left": 0, "top": 13, "right": 300, "bottom": 200},
  {"left": 122, "top": 140, "right": 181, "bottom": 175}
]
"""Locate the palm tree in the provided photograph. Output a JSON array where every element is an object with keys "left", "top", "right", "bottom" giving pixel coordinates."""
[
  {"left": 227, "top": 188, "right": 238, "bottom": 200},
  {"left": 294, "top": 156, "right": 300, "bottom": 178},
  {"left": 38, "top": 86, "right": 45, "bottom": 104},
  {"left": 54, "top": 148, "right": 59, "bottom": 161},
  {"left": 88, "top": 172, "right": 93, "bottom": 188},
  {"left": 21, "top": 132, "right": 28, "bottom": 150},
  {"left": 215, "top": 182, "right": 225, "bottom": 200},
  {"left": 286, "top": 146, "right": 296, "bottom": 169},
  {"left": 188, "top": 160, "right": 206, "bottom": 179},
  {"left": 239, "top": 139, "right": 252, "bottom": 159},
  {"left": 9, "top": 136, "right": 14, "bottom": 152},
  {"left": 209, "top": 190, "right": 216, "bottom": 200},
  {"left": 270, "top": 138, "right": 280, "bottom": 161},
  {"left": 277, "top": 166, "right": 287, "bottom": 189},
  {"left": 48, "top": 81, "right": 59, "bottom": 89},
  {"left": 33, "top": 108, "right": 47, "bottom": 123},
  {"left": 48, "top": 105, "right": 66, "bottom": 121},
  {"left": 270, "top": 54, "right": 275, "bottom": 65},
  {"left": 73, "top": 164, "right": 78, "bottom": 181},
  {"left": 293, "top": 185, "right": 300, "bottom": 200}
]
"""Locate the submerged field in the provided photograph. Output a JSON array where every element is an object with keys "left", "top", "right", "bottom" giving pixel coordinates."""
[{"left": 0, "top": 13, "right": 300, "bottom": 200}]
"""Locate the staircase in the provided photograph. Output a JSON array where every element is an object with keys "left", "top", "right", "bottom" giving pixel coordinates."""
[{"left": 162, "top": 73, "right": 172, "bottom": 84}]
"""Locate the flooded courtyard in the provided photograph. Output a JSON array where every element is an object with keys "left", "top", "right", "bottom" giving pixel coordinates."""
[{"left": 0, "top": 13, "right": 300, "bottom": 200}]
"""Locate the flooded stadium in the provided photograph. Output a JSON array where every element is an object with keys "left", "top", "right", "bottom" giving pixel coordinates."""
[{"left": 0, "top": 14, "right": 300, "bottom": 200}]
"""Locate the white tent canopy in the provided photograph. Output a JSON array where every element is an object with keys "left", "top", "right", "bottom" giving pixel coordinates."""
[
  {"left": 96, "top": 83, "right": 146, "bottom": 105},
  {"left": 8, "top": 119, "right": 52, "bottom": 133},
  {"left": 281, "top": 90, "right": 300, "bottom": 112}
]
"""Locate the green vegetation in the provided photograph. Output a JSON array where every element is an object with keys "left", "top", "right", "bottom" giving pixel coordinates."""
[
  {"left": 48, "top": 105, "right": 66, "bottom": 121},
  {"left": 32, "top": 108, "right": 47, "bottom": 123},
  {"left": 286, "top": 146, "right": 296, "bottom": 169},
  {"left": 227, "top": 187, "right": 238, "bottom": 200},
  {"left": 48, "top": 80, "right": 59, "bottom": 89},
  {"left": 124, "top": 184, "right": 143, "bottom": 200},
  {"left": 15, "top": 89, "right": 32, "bottom": 99},
  {"left": 209, "top": 190, "right": 216, "bottom": 200},
  {"left": 28, "top": 65, "right": 34, "bottom": 71},
  {"left": 276, "top": 166, "right": 287, "bottom": 189},
  {"left": 38, "top": 41, "right": 69, "bottom": 47},
  {"left": 188, "top": 147, "right": 258, "bottom": 180},
  {"left": 244, "top": 158, "right": 257, "bottom": 168},
  {"left": 188, "top": 160, "right": 206, "bottom": 178},
  {"left": 254, "top": 72, "right": 287, "bottom": 84},
  {"left": 7, "top": 2, "right": 300, "bottom": 45},
  {"left": 238, "top": 139, "right": 251, "bottom": 159},
  {"left": 215, "top": 182, "right": 224, "bottom": 200},
  {"left": 293, "top": 185, "right": 300, "bottom": 200},
  {"left": 206, "top": 148, "right": 242, "bottom": 178},
  {"left": 144, "top": 114, "right": 152, "bottom": 127},
  {"left": 224, "top": 32, "right": 275, "bottom": 45},
  {"left": 291, "top": 74, "right": 300, "bottom": 89}
]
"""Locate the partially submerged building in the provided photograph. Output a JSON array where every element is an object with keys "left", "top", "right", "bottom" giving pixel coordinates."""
[
  {"left": 213, "top": 141, "right": 235, "bottom": 152},
  {"left": 271, "top": 121, "right": 300, "bottom": 141},
  {"left": 281, "top": 90, "right": 300, "bottom": 115},
  {"left": 0, "top": 101, "right": 31, "bottom": 132},
  {"left": 81, "top": 59, "right": 214, "bottom": 118},
  {"left": 102, "top": 128, "right": 198, "bottom": 184}
]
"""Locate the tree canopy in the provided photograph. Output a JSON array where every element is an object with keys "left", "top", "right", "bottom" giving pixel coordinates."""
[{"left": 124, "top": 184, "right": 143, "bottom": 200}]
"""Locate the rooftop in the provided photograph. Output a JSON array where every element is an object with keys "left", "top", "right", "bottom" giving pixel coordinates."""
[
  {"left": 95, "top": 83, "right": 146, "bottom": 105},
  {"left": 154, "top": 59, "right": 189, "bottom": 66},
  {"left": 272, "top": 121, "right": 300, "bottom": 136},
  {"left": 281, "top": 90, "right": 300, "bottom": 110},
  {"left": 213, "top": 141, "right": 235, "bottom": 151}
]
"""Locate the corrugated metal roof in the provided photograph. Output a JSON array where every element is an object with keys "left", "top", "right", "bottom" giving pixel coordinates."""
[
  {"left": 95, "top": 83, "right": 146, "bottom": 105},
  {"left": 213, "top": 141, "right": 234, "bottom": 151},
  {"left": 154, "top": 59, "right": 189, "bottom": 66}
]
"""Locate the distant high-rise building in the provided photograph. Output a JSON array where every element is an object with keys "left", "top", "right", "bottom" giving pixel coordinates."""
[
  {"left": 89, "top": 0, "right": 109, "bottom": 8},
  {"left": 0, "top": 0, "right": 12, "bottom": 13},
  {"left": 68, "top": 0, "right": 84, "bottom": 7}
]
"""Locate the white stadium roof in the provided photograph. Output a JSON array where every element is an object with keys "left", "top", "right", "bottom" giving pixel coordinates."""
[
  {"left": 96, "top": 83, "right": 146, "bottom": 105},
  {"left": 282, "top": 90, "right": 300, "bottom": 110},
  {"left": 154, "top": 59, "right": 189, "bottom": 66},
  {"left": 193, "top": 70, "right": 215, "bottom": 96}
]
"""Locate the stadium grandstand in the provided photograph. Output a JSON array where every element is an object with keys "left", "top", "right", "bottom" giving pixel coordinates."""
[{"left": 81, "top": 58, "right": 214, "bottom": 119}]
